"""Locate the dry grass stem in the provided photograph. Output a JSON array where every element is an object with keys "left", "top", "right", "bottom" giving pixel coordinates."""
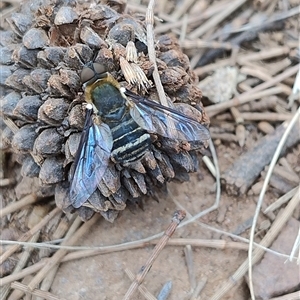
[
  {"left": 7, "top": 276, "right": 33, "bottom": 300},
  {"left": 157, "top": 0, "right": 167, "bottom": 15},
  {"left": 10, "top": 216, "right": 82, "bottom": 298},
  {"left": 230, "top": 107, "right": 243, "bottom": 124},
  {"left": 36, "top": 217, "right": 77, "bottom": 299},
  {"left": 228, "top": 86, "right": 287, "bottom": 113},
  {"left": 0, "top": 237, "right": 249, "bottom": 288},
  {"left": 10, "top": 282, "right": 63, "bottom": 300},
  {"left": 241, "top": 97, "right": 277, "bottom": 112},
  {"left": 124, "top": 268, "right": 157, "bottom": 300},
  {"left": 273, "top": 165, "right": 299, "bottom": 184},
  {"left": 264, "top": 187, "right": 299, "bottom": 214},
  {"left": 229, "top": 7, "right": 300, "bottom": 34},
  {"left": 184, "top": 245, "right": 196, "bottom": 292},
  {"left": 241, "top": 47, "right": 291, "bottom": 62},
  {"left": 248, "top": 108, "right": 300, "bottom": 299},
  {"left": 188, "top": 0, "right": 247, "bottom": 39},
  {"left": 235, "top": 124, "right": 246, "bottom": 147},
  {"left": 194, "top": 46, "right": 291, "bottom": 75},
  {"left": 179, "top": 14, "right": 188, "bottom": 43},
  {"left": 189, "top": 277, "right": 207, "bottom": 300},
  {"left": 155, "top": 0, "right": 228, "bottom": 35},
  {"left": 0, "top": 232, "right": 40, "bottom": 300},
  {"left": 0, "top": 237, "right": 250, "bottom": 254},
  {"left": 145, "top": 0, "right": 168, "bottom": 107},
  {"left": 126, "top": 3, "right": 147, "bottom": 14},
  {"left": 1, "top": 194, "right": 38, "bottom": 217},
  {"left": 0, "top": 178, "right": 16, "bottom": 186},
  {"left": 209, "top": 133, "right": 237, "bottom": 142},
  {"left": 268, "top": 58, "right": 292, "bottom": 75},
  {"left": 1, "top": 232, "right": 292, "bottom": 289},
  {"left": 175, "top": 218, "right": 295, "bottom": 269},
  {"left": 206, "top": 62, "right": 299, "bottom": 117},
  {"left": 240, "top": 112, "right": 293, "bottom": 122},
  {"left": 52, "top": 217, "right": 74, "bottom": 240},
  {"left": 1, "top": 0, "right": 299, "bottom": 298},
  {"left": 162, "top": 238, "right": 248, "bottom": 250},
  {"left": 269, "top": 291, "right": 300, "bottom": 300},
  {"left": 181, "top": 40, "right": 232, "bottom": 50},
  {"left": 34, "top": 265, "right": 59, "bottom": 300},
  {"left": 257, "top": 121, "right": 275, "bottom": 134},
  {"left": 171, "top": 0, "right": 194, "bottom": 19},
  {"left": 155, "top": 14, "right": 201, "bottom": 35},
  {"left": 240, "top": 66, "right": 292, "bottom": 95},
  {"left": 210, "top": 187, "right": 300, "bottom": 300},
  {"left": 26, "top": 216, "right": 86, "bottom": 291},
  {"left": 0, "top": 207, "right": 60, "bottom": 264},
  {"left": 289, "top": 226, "right": 300, "bottom": 264},
  {"left": 0, "top": 260, "right": 48, "bottom": 287},
  {"left": 2, "top": 117, "right": 19, "bottom": 134},
  {"left": 230, "top": 106, "right": 246, "bottom": 146},
  {"left": 123, "top": 210, "right": 186, "bottom": 300},
  {"left": 202, "top": 156, "right": 216, "bottom": 178},
  {"left": 279, "top": 158, "right": 298, "bottom": 175}
]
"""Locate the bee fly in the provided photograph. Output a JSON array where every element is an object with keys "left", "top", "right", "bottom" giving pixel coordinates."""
[{"left": 70, "top": 62, "right": 210, "bottom": 208}]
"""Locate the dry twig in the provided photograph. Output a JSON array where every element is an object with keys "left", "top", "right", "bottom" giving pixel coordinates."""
[
  {"left": 145, "top": 0, "right": 168, "bottom": 107},
  {"left": 0, "top": 232, "right": 40, "bottom": 300},
  {"left": 210, "top": 188, "right": 300, "bottom": 300},
  {"left": 248, "top": 108, "right": 300, "bottom": 299},
  {"left": 189, "top": 277, "right": 207, "bottom": 300},
  {"left": 264, "top": 187, "right": 299, "bottom": 214},
  {"left": 1, "top": 194, "right": 38, "bottom": 217},
  {"left": 206, "top": 64, "right": 299, "bottom": 117},
  {"left": 184, "top": 245, "right": 196, "bottom": 292},
  {"left": 269, "top": 291, "right": 300, "bottom": 300},
  {"left": 124, "top": 268, "right": 157, "bottom": 300},
  {"left": 0, "top": 207, "right": 60, "bottom": 264},
  {"left": 195, "top": 46, "right": 291, "bottom": 75},
  {"left": 188, "top": 0, "right": 247, "bottom": 39},
  {"left": 123, "top": 210, "right": 186, "bottom": 300},
  {"left": 222, "top": 119, "right": 300, "bottom": 195},
  {"left": 10, "top": 282, "right": 63, "bottom": 300},
  {"left": 26, "top": 216, "right": 87, "bottom": 291}
]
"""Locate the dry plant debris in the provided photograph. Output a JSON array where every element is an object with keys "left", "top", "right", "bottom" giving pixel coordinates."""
[
  {"left": 245, "top": 217, "right": 300, "bottom": 299},
  {"left": 0, "top": 0, "right": 300, "bottom": 299},
  {"left": 1, "top": 0, "right": 210, "bottom": 222}
]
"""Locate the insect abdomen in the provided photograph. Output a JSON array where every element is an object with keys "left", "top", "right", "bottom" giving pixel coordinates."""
[{"left": 110, "top": 113, "right": 151, "bottom": 163}]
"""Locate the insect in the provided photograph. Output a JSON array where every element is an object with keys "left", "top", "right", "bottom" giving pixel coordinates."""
[{"left": 69, "top": 62, "right": 210, "bottom": 208}]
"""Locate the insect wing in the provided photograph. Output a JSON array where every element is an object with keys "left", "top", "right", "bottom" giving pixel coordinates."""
[
  {"left": 70, "top": 121, "right": 113, "bottom": 208},
  {"left": 126, "top": 90, "right": 210, "bottom": 142}
]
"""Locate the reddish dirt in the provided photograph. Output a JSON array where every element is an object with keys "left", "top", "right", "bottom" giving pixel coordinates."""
[
  {"left": 1, "top": 0, "right": 299, "bottom": 299},
  {"left": 50, "top": 147, "right": 258, "bottom": 300}
]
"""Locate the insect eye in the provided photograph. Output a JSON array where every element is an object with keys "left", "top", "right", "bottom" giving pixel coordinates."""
[
  {"left": 80, "top": 63, "right": 107, "bottom": 84},
  {"left": 93, "top": 63, "right": 106, "bottom": 75},
  {"left": 80, "top": 66, "right": 95, "bottom": 84}
]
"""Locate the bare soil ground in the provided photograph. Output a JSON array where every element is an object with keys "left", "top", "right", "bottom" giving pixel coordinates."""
[
  {"left": 1, "top": 0, "right": 299, "bottom": 300},
  {"left": 50, "top": 170, "right": 254, "bottom": 299}
]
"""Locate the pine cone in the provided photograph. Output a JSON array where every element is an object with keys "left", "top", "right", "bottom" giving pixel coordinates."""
[{"left": 0, "top": 0, "right": 210, "bottom": 222}]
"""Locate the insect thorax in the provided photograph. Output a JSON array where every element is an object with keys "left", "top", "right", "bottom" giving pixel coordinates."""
[
  {"left": 90, "top": 82, "right": 127, "bottom": 123},
  {"left": 88, "top": 80, "right": 151, "bottom": 164}
]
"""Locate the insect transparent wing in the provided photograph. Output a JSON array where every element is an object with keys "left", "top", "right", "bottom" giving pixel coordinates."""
[
  {"left": 70, "top": 122, "right": 113, "bottom": 208},
  {"left": 126, "top": 90, "right": 210, "bottom": 142}
]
